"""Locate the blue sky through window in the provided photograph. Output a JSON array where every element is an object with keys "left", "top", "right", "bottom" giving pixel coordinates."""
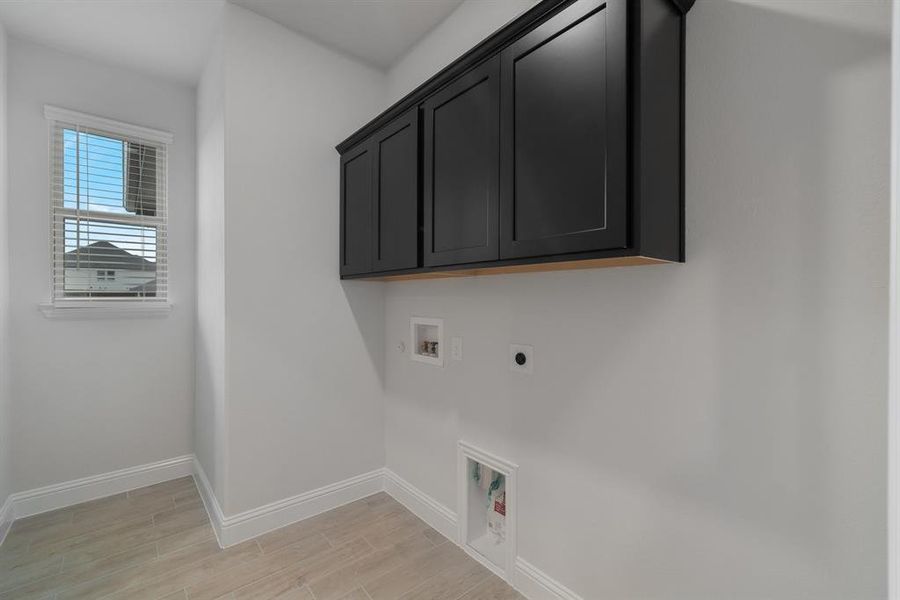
[{"left": 63, "top": 128, "right": 156, "bottom": 262}]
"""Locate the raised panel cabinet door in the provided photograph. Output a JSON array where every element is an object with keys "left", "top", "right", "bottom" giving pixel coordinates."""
[
  {"left": 499, "top": 0, "right": 628, "bottom": 259},
  {"left": 340, "top": 143, "right": 373, "bottom": 276},
  {"left": 423, "top": 57, "right": 500, "bottom": 267},
  {"left": 372, "top": 109, "right": 420, "bottom": 272}
]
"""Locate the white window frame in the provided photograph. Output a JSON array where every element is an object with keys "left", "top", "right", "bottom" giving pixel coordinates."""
[{"left": 41, "top": 106, "right": 174, "bottom": 318}]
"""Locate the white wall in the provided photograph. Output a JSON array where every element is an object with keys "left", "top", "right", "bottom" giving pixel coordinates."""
[
  {"left": 0, "top": 21, "right": 10, "bottom": 511},
  {"left": 204, "top": 4, "right": 387, "bottom": 515},
  {"left": 386, "top": 0, "right": 537, "bottom": 102},
  {"left": 196, "top": 24, "right": 227, "bottom": 507},
  {"left": 383, "top": 1, "right": 890, "bottom": 598},
  {"left": 7, "top": 39, "right": 196, "bottom": 492}
]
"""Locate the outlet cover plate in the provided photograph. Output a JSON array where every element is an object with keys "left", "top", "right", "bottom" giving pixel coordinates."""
[{"left": 451, "top": 336, "right": 463, "bottom": 360}]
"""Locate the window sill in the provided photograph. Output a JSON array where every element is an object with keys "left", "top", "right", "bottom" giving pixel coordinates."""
[{"left": 38, "top": 302, "right": 173, "bottom": 320}]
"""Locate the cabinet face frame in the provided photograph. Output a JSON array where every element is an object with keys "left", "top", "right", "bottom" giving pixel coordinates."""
[
  {"left": 372, "top": 109, "right": 420, "bottom": 273},
  {"left": 422, "top": 56, "right": 501, "bottom": 267},
  {"left": 339, "top": 142, "right": 373, "bottom": 276},
  {"left": 499, "top": 0, "right": 629, "bottom": 260}
]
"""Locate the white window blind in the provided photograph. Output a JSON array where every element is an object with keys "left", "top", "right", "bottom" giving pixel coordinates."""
[{"left": 46, "top": 106, "right": 171, "bottom": 306}]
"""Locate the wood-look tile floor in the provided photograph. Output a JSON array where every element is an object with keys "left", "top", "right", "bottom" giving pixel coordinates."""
[{"left": 0, "top": 477, "right": 523, "bottom": 600}]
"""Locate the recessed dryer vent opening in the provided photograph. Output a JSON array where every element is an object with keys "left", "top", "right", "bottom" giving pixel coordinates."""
[
  {"left": 467, "top": 460, "right": 507, "bottom": 567},
  {"left": 458, "top": 441, "right": 517, "bottom": 582}
]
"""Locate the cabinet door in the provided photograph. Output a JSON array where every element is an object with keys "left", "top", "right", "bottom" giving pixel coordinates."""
[
  {"left": 500, "top": 0, "right": 627, "bottom": 259},
  {"left": 423, "top": 57, "right": 500, "bottom": 267},
  {"left": 372, "top": 109, "right": 419, "bottom": 272},
  {"left": 339, "top": 143, "right": 373, "bottom": 276}
]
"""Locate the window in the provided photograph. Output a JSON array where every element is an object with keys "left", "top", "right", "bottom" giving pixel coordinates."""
[{"left": 45, "top": 106, "right": 171, "bottom": 306}]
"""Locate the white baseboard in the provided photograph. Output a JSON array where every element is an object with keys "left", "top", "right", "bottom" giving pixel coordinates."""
[
  {"left": 0, "top": 496, "right": 12, "bottom": 546},
  {"left": 191, "top": 457, "right": 226, "bottom": 548},
  {"left": 8, "top": 455, "right": 193, "bottom": 521},
  {"left": 218, "top": 469, "right": 384, "bottom": 547},
  {"left": 193, "top": 458, "right": 384, "bottom": 548},
  {"left": 513, "top": 557, "right": 584, "bottom": 600},
  {"left": 381, "top": 467, "right": 581, "bottom": 600},
  {"left": 383, "top": 468, "right": 458, "bottom": 543}
]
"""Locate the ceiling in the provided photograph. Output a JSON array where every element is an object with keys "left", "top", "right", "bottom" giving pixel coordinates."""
[
  {"left": 229, "top": 0, "right": 464, "bottom": 70},
  {"left": 0, "top": 0, "right": 224, "bottom": 85},
  {"left": 0, "top": 0, "right": 464, "bottom": 85}
]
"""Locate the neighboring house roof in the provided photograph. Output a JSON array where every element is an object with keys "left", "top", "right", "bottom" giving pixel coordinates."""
[
  {"left": 64, "top": 241, "right": 155, "bottom": 272},
  {"left": 129, "top": 279, "right": 157, "bottom": 294}
]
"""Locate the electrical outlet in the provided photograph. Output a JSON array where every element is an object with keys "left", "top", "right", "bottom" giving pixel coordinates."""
[
  {"left": 451, "top": 336, "right": 463, "bottom": 360},
  {"left": 509, "top": 344, "right": 533, "bottom": 374}
]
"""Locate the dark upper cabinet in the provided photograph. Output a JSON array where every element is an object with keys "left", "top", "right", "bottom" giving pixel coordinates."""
[
  {"left": 337, "top": 0, "right": 690, "bottom": 281},
  {"left": 339, "top": 143, "right": 373, "bottom": 276},
  {"left": 499, "top": 0, "right": 627, "bottom": 259},
  {"left": 340, "top": 110, "right": 419, "bottom": 276},
  {"left": 372, "top": 109, "right": 419, "bottom": 272},
  {"left": 422, "top": 57, "right": 500, "bottom": 267}
]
